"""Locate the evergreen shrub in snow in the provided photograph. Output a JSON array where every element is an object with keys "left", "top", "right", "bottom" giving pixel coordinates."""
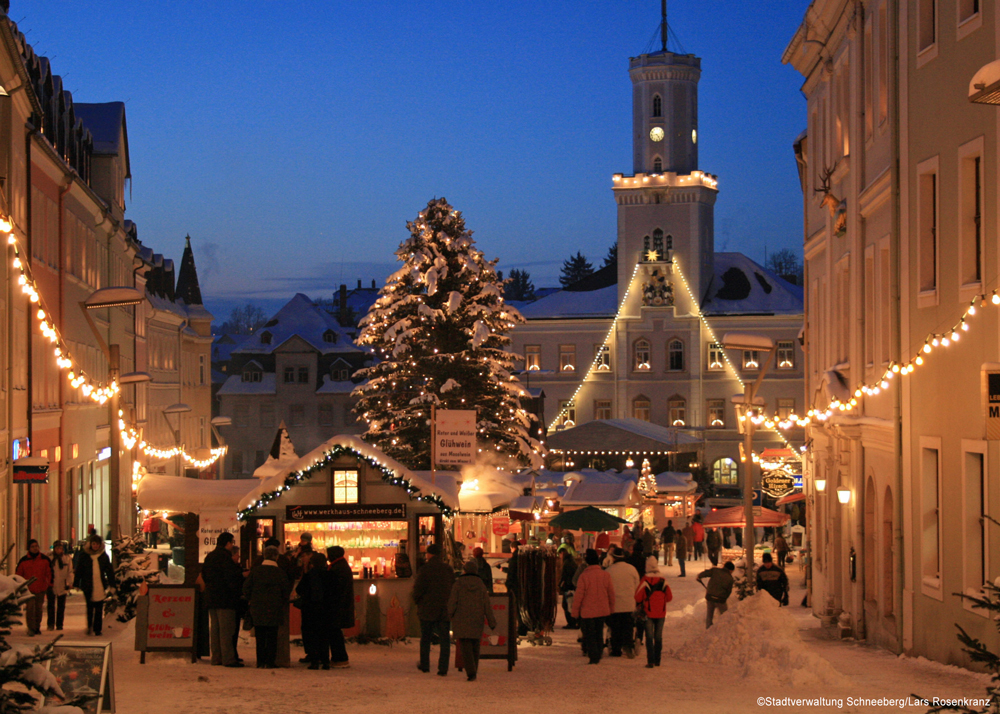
[{"left": 105, "top": 533, "right": 159, "bottom": 623}]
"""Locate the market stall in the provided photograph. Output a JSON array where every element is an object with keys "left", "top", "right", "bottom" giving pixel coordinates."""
[{"left": 703, "top": 505, "right": 791, "bottom": 563}]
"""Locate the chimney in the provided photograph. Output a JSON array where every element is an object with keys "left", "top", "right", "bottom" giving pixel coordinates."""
[
  {"left": 339, "top": 284, "right": 348, "bottom": 323},
  {"left": 371, "top": 279, "right": 376, "bottom": 289},
  {"left": 357, "top": 279, "right": 361, "bottom": 289}
]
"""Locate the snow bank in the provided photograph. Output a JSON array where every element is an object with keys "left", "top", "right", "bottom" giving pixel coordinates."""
[{"left": 672, "top": 592, "right": 845, "bottom": 687}]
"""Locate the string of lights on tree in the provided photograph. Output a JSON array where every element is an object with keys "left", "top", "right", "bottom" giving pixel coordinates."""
[
  {"left": 236, "top": 443, "right": 454, "bottom": 520},
  {"left": 6, "top": 223, "right": 225, "bottom": 469}
]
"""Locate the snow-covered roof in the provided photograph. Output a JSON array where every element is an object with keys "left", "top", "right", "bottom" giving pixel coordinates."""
[
  {"left": 413, "top": 464, "right": 520, "bottom": 513},
  {"left": 517, "top": 284, "right": 617, "bottom": 320},
  {"left": 74, "top": 102, "right": 126, "bottom": 156},
  {"left": 561, "top": 472, "right": 639, "bottom": 507},
  {"left": 137, "top": 474, "right": 262, "bottom": 514},
  {"left": 212, "top": 334, "right": 247, "bottom": 363},
  {"left": 147, "top": 292, "right": 214, "bottom": 322},
  {"left": 653, "top": 471, "right": 698, "bottom": 494},
  {"left": 315, "top": 376, "right": 358, "bottom": 394},
  {"left": 235, "top": 294, "right": 362, "bottom": 355},
  {"left": 217, "top": 373, "right": 277, "bottom": 396},
  {"left": 702, "top": 253, "right": 803, "bottom": 316},
  {"left": 547, "top": 419, "right": 702, "bottom": 453}
]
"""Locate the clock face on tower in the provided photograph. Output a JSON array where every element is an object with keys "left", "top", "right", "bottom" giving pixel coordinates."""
[{"left": 649, "top": 127, "right": 664, "bottom": 142}]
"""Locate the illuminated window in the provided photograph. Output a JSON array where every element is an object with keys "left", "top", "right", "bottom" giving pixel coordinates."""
[
  {"left": 595, "top": 399, "right": 612, "bottom": 420},
  {"left": 633, "top": 397, "right": 651, "bottom": 422},
  {"left": 776, "top": 398, "right": 795, "bottom": 420},
  {"left": 707, "top": 343, "right": 724, "bottom": 371},
  {"left": 707, "top": 399, "right": 725, "bottom": 428},
  {"left": 559, "top": 344, "right": 576, "bottom": 372},
  {"left": 712, "top": 457, "right": 739, "bottom": 486},
  {"left": 634, "top": 339, "right": 651, "bottom": 371},
  {"left": 776, "top": 341, "right": 795, "bottom": 369},
  {"left": 668, "top": 397, "right": 686, "bottom": 427},
  {"left": 525, "top": 345, "right": 541, "bottom": 371},
  {"left": 558, "top": 400, "right": 576, "bottom": 427},
  {"left": 667, "top": 339, "right": 684, "bottom": 371},
  {"left": 595, "top": 344, "right": 611, "bottom": 371},
  {"left": 742, "top": 350, "right": 760, "bottom": 371},
  {"left": 334, "top": 470, "right": 359, "bottom": 504}
]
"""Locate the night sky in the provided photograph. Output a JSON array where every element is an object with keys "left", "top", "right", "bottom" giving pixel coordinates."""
[{"left": 20, "top": 1, "right": 810, "bottom": 320}]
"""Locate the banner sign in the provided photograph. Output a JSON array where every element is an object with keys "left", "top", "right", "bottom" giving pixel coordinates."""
[
  {"left": 985, "top": 370, "right": 1000, "bottom": 440},
  {"left": 286, "top": 504, "right": 407, "bottom": 521},
  {"left": 44, "top": 641, "right": 115, "bottom": 713},
  {"left": 135, "top": 585, "right": 199, "bottom": 664},
  {"left": 198, "top": 511, "right": 240, "bottom": 562},
  {"left": 13, "top": 457, "right": 49, "bottom": 484},
  {"left": 434, "top": 409, "right": 477, "bottom": 465}
]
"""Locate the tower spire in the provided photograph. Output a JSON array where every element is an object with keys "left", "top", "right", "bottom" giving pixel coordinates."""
[{"left": 661, "top": 0, "right": 667, "bottom": 52}]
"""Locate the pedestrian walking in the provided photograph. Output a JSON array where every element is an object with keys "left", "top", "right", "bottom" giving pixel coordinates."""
[
  {"left": 72, "top": 535, "right": 113, "bottom": 636},
  {"left": 706, "top": 528, "right": 722, "bottom": 566},
  {"left": 571, "top": 549, "right": 615, "bottom": 664},
  {"left": 634, "top": 556, "right": 671, "bottom": 667},
  {"left": 692, "top": 518, "right": 705, "bottom": 561},
  {"left": 16, "top": 540, "right": 52, "bottom": 636},
  {"left": 243, "top": 545, "right": 292, "bottom": 669},
  {"left": 202, "top": 532, "right": 244, "bottom": 667},
  {"left": 661, "top": 520, "right": 676, "bottom": 566},
  {"left": 412, "top": 543, "right": 455, "bottom": 676},
  {"left": 774, "top": 534, "right": 790, "bottom": 570},
  {"left": 696, "top": 561, "right": 735, "bottom": 628},
  {"left": 605, "top": 546, "right": 640, "bottom": 658},
  {"left": 448, "top": 559, "right": 497, "bottom": 682},
  {"left": 756, "top": 553, "right": 790, "bottom": 604},
  {"left": 141, "top": 515, "right": 161, "bottom": 548},
  {"left": 641, "top": 526, "right": 656, "bottom": 560},
  {"left": 296, "top": 551, "right": 330, "bottom": 668},
  {"left": 47, "top": 540, "right": 73, "bottom": 631},
  {"left": 325, "top": 546, "right": 355, "bottom": 668},
  {"left": 673, "top": 530, "right": 687, "bottom": 577},
  {"left": 558, "top": 549, "right": 578, "bottom": 629},
  {"left": 472, "top": 547, "right": 493, "bottom": 594},
  {"left": 682, "top": 521, "right": 695, "bottom": 562}
]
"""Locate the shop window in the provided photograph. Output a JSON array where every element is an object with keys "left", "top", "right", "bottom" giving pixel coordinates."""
[
  {"left": 707, "top": 343, "right": 724, "bottom": 370},
  {"left": 334, "top": 470, "right": 359, "bottom": 504},
  {"left": 594, "top": 399, "right": 612, "bottom": 420},
  {"left": 524, "top": 345, "right": 541, "bottom": 371},
  {"left": 667, "top": 339, "right": 684, "bottom": 371},
  {"left": 777, "top": 341, "right": 795, "bottom": 369},
  {"left": 712, "top": 457, "right": 739, "bottom": 486},
  {"left": 634, "top": 339, "right": 651, "bottom": 371},
  {"left": 559, "top": 344, "right": 576, "bottom": 372},
  {"left": 668, "top": 397, "right": 686, "bottom": 426},
  {"left": 633, "top": 396, "right": 651, "bottom": 422},
  {"left": 707, "top": 399, "right": 725, "bottom": 428},
  {"left": 595, "top": 344, "right": 611, "bottom": 371}
]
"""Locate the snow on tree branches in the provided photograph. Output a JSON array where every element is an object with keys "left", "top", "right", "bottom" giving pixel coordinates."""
[
  {"left": 105, "top": 533, "right": 159, "bottom": 624},
  {"left": 353, "top": 198, "right": 543, "bottom": 470}
]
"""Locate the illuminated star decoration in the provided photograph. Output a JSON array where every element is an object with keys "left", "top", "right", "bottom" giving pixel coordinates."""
[{"left": 646, "top": 249, "right": 660, "bottom": 262}]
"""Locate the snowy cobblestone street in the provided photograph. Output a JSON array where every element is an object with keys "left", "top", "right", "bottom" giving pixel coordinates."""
[{"left": 9, "top": 559, "right": 991, "bottom": 714}]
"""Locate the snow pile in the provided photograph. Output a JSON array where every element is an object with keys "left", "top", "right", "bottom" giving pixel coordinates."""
[{"left": 672, "top": 592, "right": 845, "bottom": 687}]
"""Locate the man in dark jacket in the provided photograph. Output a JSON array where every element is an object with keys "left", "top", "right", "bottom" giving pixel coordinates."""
[
  {"left": 201, "top": 532, "right": 244, "bottom": 667},
  {"left": 412, "top": 543, "right": 455, "bottom": 676},
  {"left": 696, "top": 561, "right": 735, "bottom": 628},
  {"left": 325, "top": 546, "right": 355, "bottom": 668},
  {"left": 16, "top": 540, "right": 52, "bottom": 636},
  {"left": 661, "top": 521, "right": 676, "bottom": 566},
  {"left": 706, "top": 528, "right": 722, "bottom": 566},
  {"left": 558, "top": 549, "right": 578, "bottom": 629},
  {"left": 448, "top": 559, "right": 497, "bottom": 681},
  {"left": 472, "top": 547, "right": 493, "bottom": 594},
  {"left": 73, "top": 535, "right": 113, "bottom": 636},
  {"left": 756, "top": 553, "right": 790, "bottom": 605}
]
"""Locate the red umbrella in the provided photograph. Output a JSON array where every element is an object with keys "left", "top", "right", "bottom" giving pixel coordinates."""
[{"left": 703, "top": 505, "right": 790, "bottom": 528}]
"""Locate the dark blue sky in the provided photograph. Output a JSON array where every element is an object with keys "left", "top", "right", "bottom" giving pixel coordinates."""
[{"left": 21, "top": 1, "right": 809, "bottom": 319}]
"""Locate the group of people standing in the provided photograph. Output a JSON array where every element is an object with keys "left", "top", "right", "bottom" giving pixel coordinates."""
[
  {"left": 15, "top": 535, "right": 114, "bottom": 637},
  {"left": 199, "top": 532, "right": 355, "bottom": 670}
]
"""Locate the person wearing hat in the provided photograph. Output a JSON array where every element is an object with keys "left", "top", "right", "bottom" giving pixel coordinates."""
[
  {"left": 755, "top": 552, "right": 789, "bottom": 605},
  {"left": 605, "top": 546, "right": 640, "bottom": 658},
  {"left": 634, "top": 556, "right": 672, "bottom": 667},
  {"left": 73, "top": 535, "right": 113, "bottom": 636},
  {"left": 448, "top": 559, "right": 497, "bottom": 681},
  {"left": 471, "top": 547, "right": 493, "bottom": 594},
  {"left": 47, "top": 540, "right": 74, "bottom": 631},
  {"left": 570, "top": 549, "right": 615, "bottom": 664},
  {"left": 202, "top": 531, "right": 244, "bottom": 667},
  {"left": 15, "top": 539, "right": 52, "bottom": 636}
]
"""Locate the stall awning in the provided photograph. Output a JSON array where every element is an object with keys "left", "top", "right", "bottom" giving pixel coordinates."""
[
  {"left": 137, "top": 474, "right": 262, "bottom": 514},
  {"left": 703, "top": 505, "right": 790, "bottom": 529},
  {"left": 776, "top": 492, "right": 805, "bottom": 506}
]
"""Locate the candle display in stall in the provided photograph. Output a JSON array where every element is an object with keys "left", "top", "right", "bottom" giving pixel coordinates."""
[{"left": 284, "top": 519, "right": 410, "bottom": 578}]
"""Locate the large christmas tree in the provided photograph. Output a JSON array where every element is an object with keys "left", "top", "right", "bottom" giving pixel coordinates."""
[{"left": 353, "top": 198, "right": 542, "bottom": 470}]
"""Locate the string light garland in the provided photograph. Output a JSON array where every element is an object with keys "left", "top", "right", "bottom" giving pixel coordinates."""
[{"left": 237, "top": 443, "right": 454, "bottom": 520}]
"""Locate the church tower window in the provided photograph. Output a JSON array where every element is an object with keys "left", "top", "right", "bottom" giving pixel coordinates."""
[
  {"left": 653, "top": 157, "right": 662, "bottom": 173},
  {"left": 652, "top": 229, "right": 665, "bottom": 257},
  {"left": 652, "top": 94, "right": 662, "bottom": 118},
  {"left": 643, "top": 235, "right": 651, "bottom": 261}
]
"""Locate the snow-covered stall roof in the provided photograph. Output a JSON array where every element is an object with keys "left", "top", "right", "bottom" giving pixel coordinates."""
[
  {"left": 517, "top": 284, "right": 618, "bottom": 319},
  {"left": 546, "top": 418, "right": 702, "bottom": 453},
  {"left": 217, "top": 372, "right": 277, "bottom": 396},
  {"left": 561, "top": 470, "right": 639, "bottom": 508},
  {"left": 702, "top": 253, "right": 803, "bottom": 316},
  {"left": 415, "top": 464, "right": 520, "bottom": 513},
  {"left": 235, "top": 293, "right": 363, "bottom": 356},
  {"left": 653, "top": 471, "right": 697, "bottom": 495},
  {"left": 137, "top": 474, "right": 262, "bottom": 514}
]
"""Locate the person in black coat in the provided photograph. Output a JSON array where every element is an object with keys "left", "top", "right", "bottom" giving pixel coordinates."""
[
  {"left": 412, "top": 544, "right": 456, "bottom": 676},
  {"left": 471, "top": 547, "right": 493, "bottom": 594},
  {"left": 296, "top": 551, "right": 330, "bottom": 668},
  {"left": 243, "top": 545, "right": 292, "bottom": 669},
  {"left": 325, "top": 546, "right": 355, "bottom": 668},
  {"left": 72, "top": 535, "right": 113, "bottom": 636},
  {"left": 201, "top": 532, "right": 244, "bottom": 667},
  {"left": 558, "top": 549, "right": 578, "bottom": 629}
]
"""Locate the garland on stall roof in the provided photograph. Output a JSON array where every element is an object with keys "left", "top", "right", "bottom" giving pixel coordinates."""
[{"left": 237, "top": 443, "right": 454, "bottom": 520}]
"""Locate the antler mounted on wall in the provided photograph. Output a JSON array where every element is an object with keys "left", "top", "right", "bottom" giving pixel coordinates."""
[{"left": 814, "top": 166, "right": 841, "bottom": 217}]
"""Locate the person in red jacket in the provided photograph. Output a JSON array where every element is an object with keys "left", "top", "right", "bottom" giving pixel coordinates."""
[
  {"left": 570, "top": 549, "right": 616, "bottom": 664},
  {"left": 691, "top": 518, "right": 706, "bottom": 561},
  {"left": 15, "top": 539, "right": 53, "bottom": 636},
  {"left": 634, "top": 556, "right": 672, "bottom": 667}
]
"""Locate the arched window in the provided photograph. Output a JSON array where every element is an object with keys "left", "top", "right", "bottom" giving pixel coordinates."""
[
  {"left": 634, "top": 339, "right": 651, "bottom": 371},
  {"left": 665, "top": 233, "right": 673, "bottom": 251},
  {"left": 667, "top": 339, "right": 684, "bottom": 371},
  {"left": 712, "top": 458, "right": 739, "bottom": 486},
  {"left": 633, "top": 395, "right": 651, "bottom": 421},
  {"left": 653, "top": 157, "right": 662, "bottom": 173},
  {"left": 668, "top": 396, "right": 686, "bottom": 426},
  {"left": 260, "top": 331, "right": 272, "bottom": 345},
  {"left": 643, "top": 235, "right": 651, "bottom": 260},
  {"left": 652, "top": 94, "right": 662, "bottom": 118},
  {"left": 652, "top": 229, "right": 665, "bottom": 257}
]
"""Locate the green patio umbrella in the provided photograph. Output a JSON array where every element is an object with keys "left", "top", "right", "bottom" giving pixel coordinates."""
[{"left": 548, "top": 506, "right": 630, "bottom": 533}]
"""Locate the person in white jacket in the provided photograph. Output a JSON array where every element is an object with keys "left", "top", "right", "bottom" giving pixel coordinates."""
[
  {"left": 604, "top": 546, "right": 640, "bottom": 658},
  {"left": 46, "top": 540, "right": 74, "bottom": 631}
]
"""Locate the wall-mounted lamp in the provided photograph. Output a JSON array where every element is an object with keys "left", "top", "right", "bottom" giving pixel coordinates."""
[
  {"left": 814, "top": 478, "right": 827, "bottom": 492},
  {"left": 837, "top": 487, "right": 851, "bottom": 504}
]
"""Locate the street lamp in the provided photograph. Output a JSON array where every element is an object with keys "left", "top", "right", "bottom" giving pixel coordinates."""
[
  {"left": 163, "top": 403, "right": 192, "bottom": 478},
  {"left": 81, "top": 286, "right": 145, "bottom": 539},
  {"left": 119, "top": 371, "right": 151, "bottom": 531},
  {"left": 722, "top": 332, "right": 776, "bottom": 584},
  {"left": 210, "top": 416, "right": 231, "bottom": 479}
]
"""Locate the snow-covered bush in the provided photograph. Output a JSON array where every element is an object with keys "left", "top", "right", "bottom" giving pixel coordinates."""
[{"left": 105, "top": 533, "right": 159, "bottom": 623}]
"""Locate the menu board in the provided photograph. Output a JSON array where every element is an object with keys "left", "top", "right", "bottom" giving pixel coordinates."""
[
  {"left": 479, "top": 592, "right": 517, "bottom": 670},
  {"left": 134, "top": 584, "right": 199, "bottom": 663},
  {"left": 45, "top": 641, "right": 115, "bottom": 713}
]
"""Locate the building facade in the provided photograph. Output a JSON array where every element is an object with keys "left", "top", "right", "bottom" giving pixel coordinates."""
[
  {"left": 785, "top": 0, "right": 1000, "bottom": 664},
  {"left": 509, "top": 40, "right": 805, "bottom": 490}
]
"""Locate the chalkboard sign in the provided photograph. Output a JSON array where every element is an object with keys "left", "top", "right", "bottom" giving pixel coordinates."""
[
  {"left": 44, "top": 641, "right": 115, "bottom": 713},
  {"left": 457, "top": 591, "right": 517, "bottom": 672},
  {"left": 134, "top": 584, "right": 199, "bottom": 663}
]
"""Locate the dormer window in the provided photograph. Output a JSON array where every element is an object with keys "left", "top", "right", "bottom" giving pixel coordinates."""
[
  {"left": 323, "top": 329, "right": 338, "bottom": 344},
  {"left": 241, "top": 367, "right": 263, "bottom": 383},
  {"left": 260, "top": 331, "right": 272, "bottom": 345},
  {"left": 652, "top": 94, "right": 662, "bottom": 118}
]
